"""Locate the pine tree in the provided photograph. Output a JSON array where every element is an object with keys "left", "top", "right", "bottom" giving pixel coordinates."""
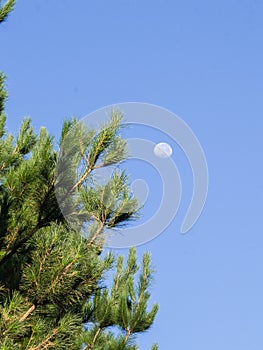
[{"left": 0, "top": 3, "right": 159, "bottom": 349}]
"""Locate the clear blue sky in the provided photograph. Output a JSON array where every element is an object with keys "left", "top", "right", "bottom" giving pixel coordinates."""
[{"left": 1, "top": 0, "right": 263, "bottom": 348}]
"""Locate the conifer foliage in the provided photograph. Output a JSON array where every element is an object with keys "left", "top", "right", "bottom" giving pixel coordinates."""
[
  {"left": 0, "top": 0, "right": 15, "bottom": 23},
  {"left": 0, "top": 3, "right": 159, "bottom": 349}
]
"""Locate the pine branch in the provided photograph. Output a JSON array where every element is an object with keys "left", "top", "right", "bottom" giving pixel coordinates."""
[
  {"left": 47, "top": 258, "right": 77, "bottom": 294},
  {"left": 0, "top": 224, "right": 41, "bottom": 266},
  {"left": 124, "top": 328, "right": 132, "bottom": 344},
  {"left": 0, "top": 0, "right": 16, "bottom": 24},
  {"left": 28, "top": 328, "right": 58, "bottom": 350},
  {"left": 18, "top": 303, "right": 36, "bottom": 323},
  {"left": 90, "top": 326, "right": 101, "bottom": 350},
  {"left": 86, "top": 221, "right": 105, "bottom": 247}
]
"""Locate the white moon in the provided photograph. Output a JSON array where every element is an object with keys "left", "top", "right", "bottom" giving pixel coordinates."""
[{"left": 153, "top": 142, "right": 173, "bottom": 158}]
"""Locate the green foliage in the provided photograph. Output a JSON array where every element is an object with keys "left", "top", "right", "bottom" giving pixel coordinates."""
[
  {"left": 0, "top": 80, "right": 159, "bottom": 350},
  {"left": 0, "top": 0, "right": 16, "bottom": 24},
  {"left": 0, "top": 110, "right": 159, "bottom": 350},
  {"left": 0, "top": 4, "right": 159, "bottom": 349},
  {"left": 0, "top": 74, "right": 7, "bottom": 120},
  {"left": 0, "top": 112, "right": 159, "bottom": 350},
  {"left": 83, "top": 248, "right": 159, "bottom": 349}
]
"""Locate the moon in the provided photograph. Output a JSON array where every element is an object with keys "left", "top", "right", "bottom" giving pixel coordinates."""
[{"left": 153, "top": 142, "right": 173, "bottom": 158}]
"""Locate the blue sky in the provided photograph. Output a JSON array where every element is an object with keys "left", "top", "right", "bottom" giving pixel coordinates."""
[{"left": 1, "top": 0, "right": 263, "bottom": 348}]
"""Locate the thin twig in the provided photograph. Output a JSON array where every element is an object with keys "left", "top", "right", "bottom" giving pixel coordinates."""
[{"left": 19, "top": 304, "right": 36, "bottom": 323}]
